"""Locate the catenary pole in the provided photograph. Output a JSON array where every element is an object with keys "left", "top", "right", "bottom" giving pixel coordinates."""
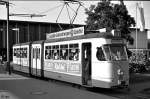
[{"left": 6, "top": 1, "right": 11, "bottom": 75}]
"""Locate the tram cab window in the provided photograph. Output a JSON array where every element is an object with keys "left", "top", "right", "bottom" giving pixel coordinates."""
[
  {"left": 110, "top": 45, "right": 127, "bottom": 61},
  {"left": 103, "top": 44, "right": 128, "bottom": 61},
  {"left": 96, "top": 47, "right": 106, "bottom": 61},
  {"left": 103, "top": 46, "right": 111, "bottom": 61},
  {"left": 69, "top": 44, "right": 79, "bottom": 61}
]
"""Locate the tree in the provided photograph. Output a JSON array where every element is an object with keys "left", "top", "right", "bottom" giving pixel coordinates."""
[{"left": 85, "top": 0, "right": 135, "bottom": 44}]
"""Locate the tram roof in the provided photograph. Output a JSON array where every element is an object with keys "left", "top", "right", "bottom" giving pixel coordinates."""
[
  {"left": 32, "top": 40, "right": 45, "bottom": 44},
  {"left": 13, "top": 42, "right": 31, "bottom": 46},
  {"left": 13, "top": 32, "right": 123, "bottom": 47},
  {"left": 45, "top": 32, "right": 122, "bottom": 43}
]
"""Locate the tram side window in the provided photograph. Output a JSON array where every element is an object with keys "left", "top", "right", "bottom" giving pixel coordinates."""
[
  {"left": 13, "top": 48, "right": 16, "bottom": 56},
  {"left": 20, "top": 48, "right": 23, "bottom": 58},
  {"left": 19, "top": 48, "right": 21, "bottom": 58},
  {"left": 32, "top": 48, "right": 37, "bottom": 59},
  {"left": 37, "top": 48, "right": 40, "bottom": 59},
  {"left": 23, "top": 48, "right": 27, "bottom": 58},
  {"left": 96, "top": 47, "right": 106, "bottom": 61},
  {"left": 69, "top": 44, "right": 79, "bottom": 61},
  {"left": 45, "top": 46, "right": 51, "bottom": 59},
  {"left": 25, "top": 48, "right": 28, "bottom": 58},
  {"left": 33, "top": 48, "right": 35, "bottom": 58},
  {"left": 60, "top": 44, "right": 68, "bottom": 60},
  {"left": 21, "top": 48, "right": 24, "bottom": 58},
  {"left": 16, "top": 48, "right": 20, "bottom": 58},
  {"left": 52, "top": 45, "right": 59, "bottom": 60},
  {"left": 16, "top": 48, "right": 19, "bottom": 58},
  {"left": 22, "top": 48, "right": 24, "bottom": 58},
  {"left": 17, "top": 48, "right": 20, "bottom": 58}
]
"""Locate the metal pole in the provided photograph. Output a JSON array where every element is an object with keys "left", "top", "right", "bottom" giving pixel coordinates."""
[
  {"left": 15, "top": 23, "right": 18, "bottom": 43},
  {"left": 6, "top": 2, "right": 11, "bottom": 75},
  {"left": 18, "top": 29, "right": 19, "bottom": 43},
  {"left": 2, "top": 22, "right": 6, "bottom": 48},
  {"left": 28, "top": 23, "right": 30, "bottom": 42},
  {"left": 136, "top": 3, "right": 138, "bottom": 62}
]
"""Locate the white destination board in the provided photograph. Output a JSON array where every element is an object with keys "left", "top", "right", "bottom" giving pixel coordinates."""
[{"left": 46, "top": 27, "right": 84, "bottom": 40}]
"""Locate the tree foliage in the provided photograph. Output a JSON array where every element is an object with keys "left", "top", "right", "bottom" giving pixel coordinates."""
[{"left": 85, "top": 1, "right": 135, "bottom": 44}]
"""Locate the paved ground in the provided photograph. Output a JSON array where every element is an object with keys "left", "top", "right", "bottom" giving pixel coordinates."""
[
  {"left": 128, "top": 73, "right": 150, "bottom": 99},
  {"left": 1, "top": 64, "right": 150, "bottom": 99},
  {"left": 0, "top": 73, "right": 119, "bottom": 99}
]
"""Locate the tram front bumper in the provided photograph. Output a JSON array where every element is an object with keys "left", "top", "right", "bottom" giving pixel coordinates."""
[{"left": 92, "top": 78, "right": 129, "bottom": 88}]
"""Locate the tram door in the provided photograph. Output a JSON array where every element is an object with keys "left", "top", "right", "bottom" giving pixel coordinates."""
[
  {"left": 82, "top": 43, "right": 92, "bottom": 85},
  {"left": 31, "top": 45, "right": 42, "bottom": 77}
]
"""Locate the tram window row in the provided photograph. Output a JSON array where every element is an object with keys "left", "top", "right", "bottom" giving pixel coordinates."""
[
  {"left": 13, "top": 48, "right": 28, "bottom": 58},
  {"left": 45, "top": 43, "right": 79, "bottom": 61}
]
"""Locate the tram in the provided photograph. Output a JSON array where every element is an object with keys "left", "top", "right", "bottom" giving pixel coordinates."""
[
  {"left": 12, "top": 27, "right": 129, "bottom": 88},
  {"left": 12, "top": 42, "right": 31, "bottom": 74}
]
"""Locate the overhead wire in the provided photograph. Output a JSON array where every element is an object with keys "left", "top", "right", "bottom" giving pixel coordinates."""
[
  {"left": 9, "top": 2, "right": 38, "bottom": 15},
  {"left": 70, "top": 2, "right": 81, "bottom": 24},
  {"left": 66, "top": 3, "right": 72, "bottom": 24},
  {"left": 55, "top": 0, "right": 89, "bottom": 29},
  {"left": 8, "top": 0, "right": 89, "bottom": 29},
  {"left": 56, "top": 3, "right": 66, "bottom": 30},
  {"left": 9, "top": 1, "right": 64, "bottom": 18},
  {"left": 38, "top": 4, "right": 63, "bottom": 15},
  {"left": 65, "top": 2, "right": 76, "bottom": 13}
]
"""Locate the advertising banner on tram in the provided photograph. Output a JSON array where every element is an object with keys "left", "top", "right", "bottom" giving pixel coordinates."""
[{"left": 46, "top": 27, "right": 84, "bottom": 40}]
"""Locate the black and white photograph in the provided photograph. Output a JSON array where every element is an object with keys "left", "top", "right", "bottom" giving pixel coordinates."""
[{"left": 0, "top": 0, "right": 150, "bottom": 99}]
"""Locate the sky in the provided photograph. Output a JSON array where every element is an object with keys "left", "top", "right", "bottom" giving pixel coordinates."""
[{"left": 0, "top": 1, "right": 150, "bottom": 36}]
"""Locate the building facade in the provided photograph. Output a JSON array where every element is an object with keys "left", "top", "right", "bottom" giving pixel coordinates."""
[
  {"left": 127, "top": 28, "right": 148, "bottom": 50},
  {"left": 127, "top": 28, "right": 149, "bottom": 65},
  {"left": 0, "top": 19, "right": 84, "bottom": 60}
]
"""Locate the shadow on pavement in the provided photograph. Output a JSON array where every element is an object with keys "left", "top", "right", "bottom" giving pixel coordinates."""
[{"left": 130, "top": 73, "right": 150, "bottom": 84}]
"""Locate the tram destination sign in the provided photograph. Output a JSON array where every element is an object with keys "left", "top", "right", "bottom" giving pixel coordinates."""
[{"left": 46, "top": 27, "right": 84, "bottom": 40}]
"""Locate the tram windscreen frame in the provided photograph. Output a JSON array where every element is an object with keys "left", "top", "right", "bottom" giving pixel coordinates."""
[
  {"left": 96, "top": 44, "right": 128, "bottom": 61},
  {"left": 103, "top": 44, "right": 128, "bottom": 61}
]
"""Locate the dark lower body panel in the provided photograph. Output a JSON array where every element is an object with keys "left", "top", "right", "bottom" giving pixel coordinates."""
[
  {"left": 12, "top": 64, "right": 29, "bottom": 74},
  {"left": 44, "top": 70, "right": 82, "bottom": 85}
]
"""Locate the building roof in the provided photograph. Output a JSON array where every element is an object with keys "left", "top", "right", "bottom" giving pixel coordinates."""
[{"left": 0, "top": 19, "right": 85, "bottom": 26}]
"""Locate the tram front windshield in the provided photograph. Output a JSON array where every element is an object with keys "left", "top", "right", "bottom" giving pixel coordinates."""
[{"left": 103, "top": 44, "right": 128, "bottom": 61}]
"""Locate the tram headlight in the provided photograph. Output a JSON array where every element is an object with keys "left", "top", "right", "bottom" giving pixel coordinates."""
[{"left": 117, "top": 69, "right": 124, "bottom": 75}]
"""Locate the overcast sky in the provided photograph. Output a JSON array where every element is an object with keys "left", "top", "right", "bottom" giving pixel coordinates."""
[{"left": 0, "top": 1, "right": 150, "bottom": 36}]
